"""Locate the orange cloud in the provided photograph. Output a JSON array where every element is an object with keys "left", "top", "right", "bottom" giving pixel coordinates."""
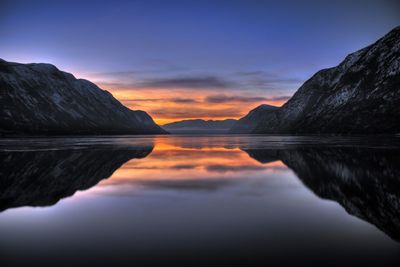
[
  {"left": 97, "top": 140, "right": 287, "bottom": 189},
  {"left": 97, "top": 84, "right": 288, "bottom": 124}
]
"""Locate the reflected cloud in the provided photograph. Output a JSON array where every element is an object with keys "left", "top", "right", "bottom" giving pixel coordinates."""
[
  {"left": 108, "top": 178, "right": 239, "bottom": 192},
  {"left": 170, "top": 164, "right": 198, "bottom": 170},
  {"left": 98, "top": 143, "right": 272, "bottom": 191},
  {"left": 206, "top": 164, "right": 268, "bottom": 173}
]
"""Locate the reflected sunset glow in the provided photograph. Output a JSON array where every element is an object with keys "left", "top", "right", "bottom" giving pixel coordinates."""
[{"left": 93, "top": 137, "right": 287, "bottom": 192}]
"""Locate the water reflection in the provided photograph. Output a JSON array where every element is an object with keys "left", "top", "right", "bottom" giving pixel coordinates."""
[
  {"left": 244, "top": 146, "right": 400, "bottom": 241},
  {"left": 1, "top": 135, "right": 400, "bottom": 266},
  {"left": 0, "top": 137, "right": 154, "bottom": 211},
  {"left": 98, "top": 139, "right": 278, "bottom": 192}
]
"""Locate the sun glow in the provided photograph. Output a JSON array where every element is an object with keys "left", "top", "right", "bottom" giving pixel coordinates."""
[{"left": 96, "top": 83, "right": 287, "bottom": 124}]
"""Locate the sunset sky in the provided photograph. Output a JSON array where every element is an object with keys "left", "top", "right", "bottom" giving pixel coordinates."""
[{"left": 1, "top": 0, "right": 400, "bottom": 124}]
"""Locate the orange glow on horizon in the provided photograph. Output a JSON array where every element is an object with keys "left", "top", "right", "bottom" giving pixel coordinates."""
[{"left": 95, "top": 82, "right": 288, "bottom": 124}]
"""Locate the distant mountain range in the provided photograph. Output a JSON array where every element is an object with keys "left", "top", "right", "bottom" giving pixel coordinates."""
[
  {"left": 0, "top": 59, "right": 166, "bottom": 135},
  {"left": 236, "top": 26, "right": 400, "bottom": 134},
  {"left": 163, "top": 119, "right": 237, "bottom": 134}
]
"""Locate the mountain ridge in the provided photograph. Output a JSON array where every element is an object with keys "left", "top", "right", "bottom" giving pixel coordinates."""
[
  {"left": 229, "top": 104, "right": 278, "bottom": 134},
  {"left": 253, "top": 26, "right": 400, "bottom": 134},
  {"left": 0, "top": 59, "right": 167, "bottom": 135}
]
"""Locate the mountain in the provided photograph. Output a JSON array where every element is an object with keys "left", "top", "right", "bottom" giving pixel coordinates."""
[
  {"left": 243, "top": 144, "right": 400, "bottom": 241},
  {"left": 254, "top": 26, "right": 400, "bottom": 134},
  {"left": 229, "top": 104, "right": 278, "bottom": 134},
  {"left": 163, "top": 119, "right": 237, "bottom": 134},
  {"left": 0, "top": 59, "right": 166, "bottom": 135},
  {"left": 0, "top": 142, "right": 153, "bottom": 212}
]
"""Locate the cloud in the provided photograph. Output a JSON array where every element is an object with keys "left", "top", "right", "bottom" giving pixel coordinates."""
[
  {"left": 87, "top": 59, "right": 189, "bottom": 79},
  {"left": 89, "top": 71, "right": 138, "bottom": 78},
  {"left": 234, "top": 71, "right": 265, "bottom": 76},
  {"left": 120, "top": 97, "right": 198, "bottom": 103},
  {"left": 170, "top": 97, "right": 198, "bottom": 103},
  {"left": 94, "top": 70, "right": 302, "bottom": 96},
  {"left": 137, "top": 76, "right": 236, "bottom": 89},
  {"left": 95, "top": 76, "right": 237, "bottom": 91},
  {"left": 121, "top": 98, "right": 162, "bottom": 102},
  {"left": 205, "top": 95, "right": 267, "bottom": 103},
  {"left": 205, "top": 94, "right": 290, "bottom": 104},
  {"left": 262, "top": 95, "right": 291, "bottom": 102},
  {"left": 119, "top": 95, "right": 288, "bottom": 105},
  {"left": 233, "top": 71, "right": 304, "bottom": 92},
  {"left": 234, "top": 70, "right": 303, "bottom": 83},
  {"left": 250, "top": 78, "right": 302, "bottom": 87}
]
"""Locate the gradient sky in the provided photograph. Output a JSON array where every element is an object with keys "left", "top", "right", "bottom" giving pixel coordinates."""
[{"left": 1, "top": 0, "right": 400, "bottom": 124}]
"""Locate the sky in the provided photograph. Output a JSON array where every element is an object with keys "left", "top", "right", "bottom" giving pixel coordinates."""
[{"left": 1, "top": 0, "right": 400, "bottom": 124}]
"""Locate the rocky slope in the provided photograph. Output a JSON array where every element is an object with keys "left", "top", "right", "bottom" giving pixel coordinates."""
[
  {"left": 254, "top": 26, "right": 400, "bottom": 134},
  {"left": 163, "top": 119, "right": 237, "bottom": 134},
  {"left": 229, "top": 104, "right": 278, "bottom": 134},
  {"left": 0, "top": 59, "right": 166, "bottom": 134}
]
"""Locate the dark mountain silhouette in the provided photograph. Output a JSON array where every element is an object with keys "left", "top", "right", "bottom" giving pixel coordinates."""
[
  {"left": 0, "top": 59, "right": 166, "bottom": 135},
  {"left": 243, "top": 145, "right": 400, "bottom": 241},
  {"left": 229, "top": 104, "right": 278, "bottom": 134},
  {"left": 253, "top": 26, "right": 400, "bottom": 134},
  {"left": 0, "top": 144, "right": 153, "bottom": 211},
  {"left": 163, "top": 119, "right": 237, "bottom": 134}
]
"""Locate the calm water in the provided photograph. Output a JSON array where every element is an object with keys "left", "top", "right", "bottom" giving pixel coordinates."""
[{"left": 1, "top": 135, "right": 400, "bottom": 266}]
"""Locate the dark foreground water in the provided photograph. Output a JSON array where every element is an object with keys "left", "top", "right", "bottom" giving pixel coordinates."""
[{"left": 1, "top": 135, "right": 400, "bottom": 266}]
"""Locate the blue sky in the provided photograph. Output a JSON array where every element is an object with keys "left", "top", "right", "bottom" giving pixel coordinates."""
[{"left": 1, "top": 0, "right": 399, "bottom": 122}]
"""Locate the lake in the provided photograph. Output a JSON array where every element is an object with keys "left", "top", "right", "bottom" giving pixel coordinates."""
[{"left": 1, "top": 135, "right": 400, "bottom": 266}]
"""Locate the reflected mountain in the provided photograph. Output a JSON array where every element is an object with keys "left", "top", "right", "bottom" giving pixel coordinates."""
[
  {"left": 2, "top": 135, "right": 400, "bottom": 245},
  {"left": 244, "top": 146, "right": 400, "bottom": 241},
  {"left": 0, "top": 144, "right": 154, "bottom": 211}
]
